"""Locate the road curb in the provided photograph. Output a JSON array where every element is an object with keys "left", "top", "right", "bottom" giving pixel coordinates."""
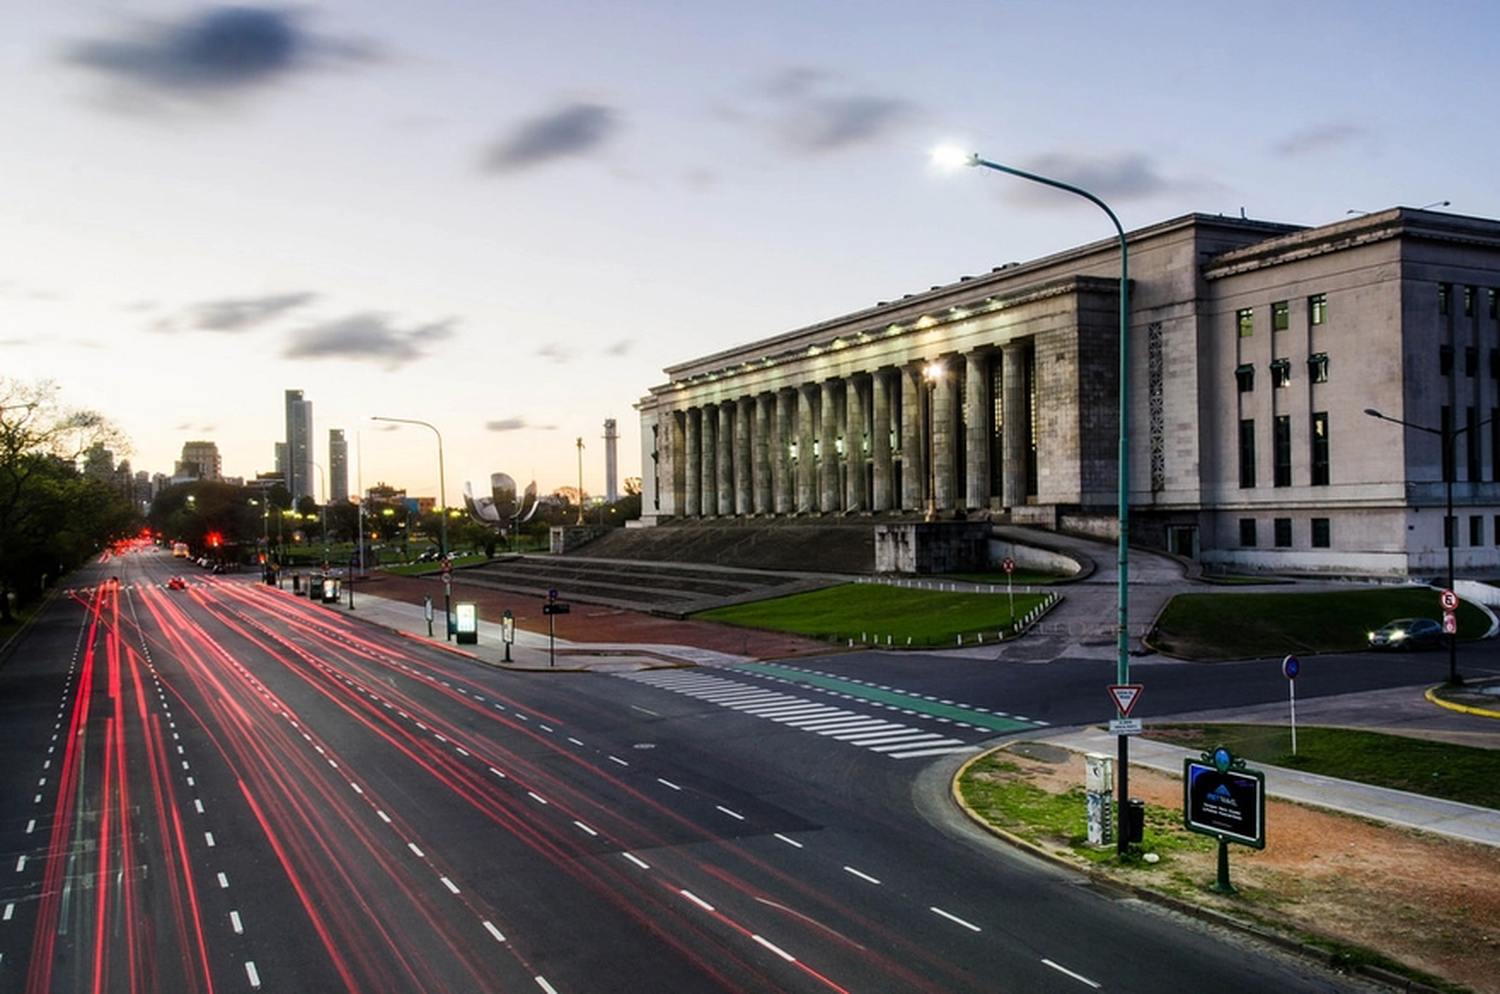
[
  {"left": 1425, "top": 684, "right": 1500, "bottom": 719},
  {"left": 950, "top": 744, "right": 1447, "bottom": 994}
]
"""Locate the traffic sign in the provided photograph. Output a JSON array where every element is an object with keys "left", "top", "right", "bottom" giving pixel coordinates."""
[
  {"left": 1443, "top": 610, "right": 1458, "bottom": 634},
  {"left": 1440, "top": 588, "right": 1459, "bottom": 612},
  {"left": 1001, "top": 557, "right": 1015, "bottom": 574},
  {"left": 1109, "top": 718, "right": 1142, "bottom": 736},
  {"left": 1108, "top": 684, "right": 1143, "bottom": 718},
  {"left": 1282, "top": 654, "right": 1300, "bottom": 680},
  {"left": 542, "top": 602, "right": 571, "bottom": 615}
]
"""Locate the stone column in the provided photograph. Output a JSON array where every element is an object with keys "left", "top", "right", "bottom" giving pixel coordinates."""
[
  {"left": 1002, "top": 342, "right": 1028, "bottom": 508},
  {"left": 684, "top": 408, "right": 702, "bottom": 517},
  {"left": 717, "top": 402, "right": 735, "bottom": 516},
  {"left": 701, "top": 404, "right": 718, "bottom": 516},
  {"left": 901, "top": 365, "right": 923, "bottom": 511},
  {"left": 844, "top": 374, "right": 865, "bottom": 512},
  {"left": 820, "top": 380, "right": 841, "bottom": 513},
  {"left": 965, "top": 351, "right": 992, "bottom": 511},
  {"left": 933, "top": 363, "right": 956, "bottom": 512},
  {"left": 870, "top": 370, "right": 893, "bottom": 511},
  {"left": 735, "top": 397, "right": 754, "bottom": 515},
  {"left": 775, "top": 389, "right": 795, "bottom": 514},
  {"left": 797, "top": 385, "right": 817, "bottom": 513},
  {"left": 753, "top": 394, "right": 773, "bottom": 514}
]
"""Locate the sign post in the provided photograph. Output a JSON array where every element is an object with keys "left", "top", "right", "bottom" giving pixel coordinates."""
[
  {"left": 441, "top": 560, "right": 454, "bottom": 641},
  {"left": 1282, "top": 654, "right": 1301, "bottom": 754},
  {"left": 542, "top": 589, "right": 570, "bottom": 668},
  {"left": 1184, "top": 747, "right": 1266, "bottom": 894},
  {"left": 1002, "top": 556, "right": 1015, "bottom": 623},
  {"left": 501, "top": 609, "right": 515, "bottom": 663}
]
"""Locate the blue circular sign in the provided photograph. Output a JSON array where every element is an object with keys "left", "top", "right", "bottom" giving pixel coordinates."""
[{"left": 1282, "top": 654, "right": 1300, "bottom": 680}]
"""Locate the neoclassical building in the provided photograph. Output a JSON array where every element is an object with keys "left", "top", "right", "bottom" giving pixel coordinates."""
[{"left": 636, "top": 208, "right": 1500, "bottom": 575}]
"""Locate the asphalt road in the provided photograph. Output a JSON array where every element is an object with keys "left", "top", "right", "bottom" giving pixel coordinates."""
[{"left": 0, "top": 547, "right": 1397, "bottom": 992}]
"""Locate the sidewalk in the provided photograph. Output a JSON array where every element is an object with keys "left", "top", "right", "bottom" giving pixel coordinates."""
[
  {"left": 1038, "top": 725, "right": 1500, "bottom": 848},
  {"left": 348, "top": 591, "right": 750, "bottom": 671}
]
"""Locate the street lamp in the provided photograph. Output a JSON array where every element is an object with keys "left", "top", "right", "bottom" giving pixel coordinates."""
[
  {"left": 371, "top": 416, "right": 450, "bottom": 639},
  {"left": 923, "top": 361, "right": 944, "bottom": 521},
  {"left": 1364, "top": 408, "right": 1486, "bottom": 685},
  {"left": 935, "top": 147, "right": 1132, "bottom": 853}
]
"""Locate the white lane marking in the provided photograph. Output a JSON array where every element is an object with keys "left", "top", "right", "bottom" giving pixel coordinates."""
[
  {"left": 441, "top": 877, "right": 460, "bottom": 894},
  {"left": 377, "top": 810, "right": 392, "bottom": 823},
  {"left": 218, "top": 873, "right": 229, "bottom": 888},
  {"left": 567, "top": 737, "right": 584, "bottom": 747},
  {"left": 657, "top": 778, "right": 681, "bottom": 791},
  {"left": 622, "top": 852, "right": 650, "bottom": 870},
  {"left": 930, "top": 906, "right": 981, "bottom": 932},
  {"left": 844, "top": 866, "right": 881, "bottom": 885},
  {"left": 868, "top": 736, "right": 962, "bottom": 753},
  {"left": 3, "top": 903, "right": 14, "bottom": 920},
  {"left": 15, "top": 856, "right": 27, "bottom": 872},
  {"left": 573, "top": 821, "right": 598, "bottom": 837},
  {"left": 245, "top": 961, "right": 262, "bottom": 989},
  {"left": 608, "top": 755, "right": 629, "bottom": 766},
  {"left": 230, "top": 911, "right": 244, "bottom": 934},
  {"left": 205, "top": 833, "right": 216, "bottom": 848},
  {"left": 753, "top": 934, "right": 797, "bottom": 962},
  {"left": 774, "top": 833, "right": 804, "bottom": 848},
  {"left": 489, "top": 767, "right": 507, "bottom": 779},
  {"left": 483, "top": 920, "right": 507, "bottom": 942},
  {"left": 527, "top": 791, "right": 549, "bottom": 805},
  {"left": 194, "top": 800, "right": 205, "bottom": 814},
  {"left": 680, "top": 890, "right": 715, "bottom": 912},
  {"left": 408, "top": 843, "right": 425, "bottom": 857},
  {"left": 887, "top": 744, "right": 982, "bottom": 759},
  {"left": 716, "top": 805, "right": 745, "bottom": 821},
  {"left": 1043, "top": 958, "right": 1102, "bottom": 989},
  {"left": 535, "top": 977, "right": 559, "bottom": 994}
]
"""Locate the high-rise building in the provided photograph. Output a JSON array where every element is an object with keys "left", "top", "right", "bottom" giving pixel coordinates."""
[
  {"left": 603, "top": 419, "right": 619, "bottom": 503},
  {"left": 329, "top": 429, "right": 349, "bottom": 502},
  {"left": 177, "top": 440, "right": 222, "bottom": 481},
  {"left": 284, "top": 390, "right": 314, "bottom": 503}
]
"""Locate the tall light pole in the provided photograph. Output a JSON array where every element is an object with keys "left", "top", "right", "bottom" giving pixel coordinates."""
[
  {"left": 372, "top": 416, "right": 450, "bottom": 638},
  {"left": 1364, "top": 408, "right": 1484, "bottom": 685},
  {"left": 312, "top": 460, "right": 328, "bottom": 571},
  {"left": 935, "top": 148, "right": 1132, "bottom": 853},
  {"left": 576, "top": 437, "right": 586, "bottom": 525}
]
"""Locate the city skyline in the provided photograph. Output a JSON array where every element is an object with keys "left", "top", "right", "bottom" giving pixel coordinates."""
[{"left": 5, "top": 2, "right": 1498, "bottom": 501}]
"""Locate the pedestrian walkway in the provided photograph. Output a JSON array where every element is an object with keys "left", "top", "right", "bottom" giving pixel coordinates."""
[{"left": 1038, "top": 725, "right": 1500, "bottom": 848}]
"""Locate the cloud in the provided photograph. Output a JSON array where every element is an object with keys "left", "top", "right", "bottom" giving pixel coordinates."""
[
  {"left": 282, "top": 313, "right": 456, "bottom": 370},
  {"left": 156, "top": 291, "right": 318, "bottom": 333},
  {"left": 485, "top": 417, "right": 556, "bottom": 432},
  {"left": 738, "top": 68, "right": 914, "bottom": 156},
  {"left": 535, "top": 343, "right": 572, "bottom": 364},
  {"left": 606, "top": 339, "right": 633, "bottom": 357},
  {"left": 62, "top": 6, "right": 378, "bottom": 105},
  {"left": 1271, "top": 123, "right": 1375, "bottom": 157},
  {"left": 1003, "top": 152, "right": 1172, "bottom": 206},
  {"left": 482, "top": 102, "right": 619, "bottom": 172}
]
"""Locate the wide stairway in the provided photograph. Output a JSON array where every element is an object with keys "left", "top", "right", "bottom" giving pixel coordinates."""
[{"left": 453, "top": 519, "right": 888, "bottom": 616}]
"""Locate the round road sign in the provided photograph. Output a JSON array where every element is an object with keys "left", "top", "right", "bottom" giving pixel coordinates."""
[
  {"left": 1002, "top": 557, "right": 1015, "bottom": 574},
  {"left": 1282, "top": 654, "right": 1300, "bottom": 680},
  {"left": 1440, "top": 588, "right": 1459, "bottom": 611}
]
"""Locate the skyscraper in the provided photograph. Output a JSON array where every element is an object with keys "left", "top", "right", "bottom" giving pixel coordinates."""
[
  {"left": 329, "top": 429, "right": 349, "bottom": 503},
  {"left": 284, "top": 389, "right": 314, "bottom": 504}
]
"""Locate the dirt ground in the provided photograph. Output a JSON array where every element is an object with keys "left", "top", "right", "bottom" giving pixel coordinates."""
[
  {"left": 366, "top": 573, "right": 1499, "bottom": 992},
  {"left": 980, "top": 746, "right": 1500, "bottom": 994}
]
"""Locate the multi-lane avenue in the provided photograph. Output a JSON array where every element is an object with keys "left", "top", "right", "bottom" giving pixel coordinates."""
[{"left": 1, "top": 546, "right": 1428, "bottom": 992}]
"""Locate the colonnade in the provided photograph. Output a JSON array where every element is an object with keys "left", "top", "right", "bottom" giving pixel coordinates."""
[{"left": 660, "top": 347, "right": 1036, "bottom": 518}]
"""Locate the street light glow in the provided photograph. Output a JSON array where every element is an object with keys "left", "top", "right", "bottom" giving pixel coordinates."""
[{"left": 930, "top": 146, "right": 977, "bottom": 170}]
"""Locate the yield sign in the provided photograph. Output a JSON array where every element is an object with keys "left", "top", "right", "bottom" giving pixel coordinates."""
[{"left": 1108, "top": 684, "right": 1143, "bottom": 718}]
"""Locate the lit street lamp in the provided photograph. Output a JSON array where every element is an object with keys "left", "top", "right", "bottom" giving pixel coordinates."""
[
  {"left": 1364, "top": 407, "right": 1487, "bottom": 685},
  {"left": 371, "top": 416, "right": 450, "bottom": 639},
  {"left": 935, "top": 147, "right": 1132, "bottom": 853}
]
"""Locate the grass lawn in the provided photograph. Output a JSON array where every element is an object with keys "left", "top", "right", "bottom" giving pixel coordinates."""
[
  {"left": 1144, "top": 723, "right": 1500, "bottom": 809},
  {"left": 1150, "top": 587, "right": 1488, "bottom": 660},
  {"left": 695, "top": 582, "right": 1050, "bottom": 646}
]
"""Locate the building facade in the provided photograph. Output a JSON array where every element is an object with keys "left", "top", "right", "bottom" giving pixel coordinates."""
[
  {"left": 636, "top": 208, "right": 1500, "bottom": 576},
  {"left": 329, "top": 429, "right": 349, "bottom": 503},
  {"left": 284, "top": 389, "right": 313, "bottom": 504},
  {"left": 177, "top": 440, "right": 222, "bottom": 481}
]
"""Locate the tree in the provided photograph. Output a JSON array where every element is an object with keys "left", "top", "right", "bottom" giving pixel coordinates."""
[{"left": 0, "top": 379, "right": 135, "bottom": 619}]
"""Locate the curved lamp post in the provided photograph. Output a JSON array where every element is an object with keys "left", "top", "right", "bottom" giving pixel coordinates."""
[
  {"left": 935, "top": 148, "right": 1132, "bottom": 853},
  {"left": 372, "top": 415, "right": 450, "bottom": 639},
  {"left": 1364, "top": 407, "right": 1487, "bottom": 685}
]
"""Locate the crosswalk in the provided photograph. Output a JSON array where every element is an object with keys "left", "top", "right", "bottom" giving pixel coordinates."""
[{"left": 621, "top": 669, "right": 988, "bottom": 760}]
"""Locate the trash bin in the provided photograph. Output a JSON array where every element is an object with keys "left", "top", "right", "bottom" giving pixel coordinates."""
[{"left": 1124, "top": 797, "right": 1146, "bottom": 843}]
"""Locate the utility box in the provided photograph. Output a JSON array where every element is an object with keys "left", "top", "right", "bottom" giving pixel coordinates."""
[{"left": 1085, "top": 753, "right": 1114, "bottom": 847}]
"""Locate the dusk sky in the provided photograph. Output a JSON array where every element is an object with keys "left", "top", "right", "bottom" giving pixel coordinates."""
[{"left": 5, "top": 1, "right": 1495, "bottom": 504}]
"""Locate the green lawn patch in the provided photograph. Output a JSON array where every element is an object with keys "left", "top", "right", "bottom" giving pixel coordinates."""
[
  {"left": 1145, "top": 723, "right": 1500, "bottom": 809},
  {"left": 695, "top": 582, "right": 1048, "bottom": 645},
  {"left": 1150, "top": 587, "right": 1487, "bottom": 660}
]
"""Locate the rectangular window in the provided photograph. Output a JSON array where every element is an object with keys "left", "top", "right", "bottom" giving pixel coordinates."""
[
  {"left": 1468, "top": 407, "right": 1481, "bottom": 482},
  {"left": 1493, "top": 408, "right": 1500, "bottom": 483},
  {"left": 1440, "top": 345, "right": 1454, "bottom": 376},
  {"left": 1311, "top": 412, "right": 1330, "bottom": 486},
  {"left": 1491, "top": 289, "right": 1498, "bottom": 320},
  {"left": 1308, "top": 352, "right": 1329, "bottom": 383},
  {"left": 1491, "top": 349, "right": 1500, "bottom": 380},
  {"left": 1494, "top": 514, "right": 1500, "bottom": 547},
  {"left": 1311, "top": 518, "right": 1331, "bottom": 549},
  {"left": 1442, "top": 406, "right": 1455, "bottom": 482},
  {"left": 1273, "top": 415, "right": 1292, "bottom": 487},
  {"left": 1237, "top": 308, "right": 1254, "bottom": 338},
  {"left": 1239, "top": 518, "right": 1257, "bottom": 547},
  {"left": 1270, "top": 357, "right": 1292, "bottom": 388},
  {"left": 1238, "top": 419, "right": 1256, "bottom": 488},
  {"left": 1465, "top": 286, "right": 1475, "bottom": 318},
  {"left": 1274, "top": 518, "right": 1293, "bottom": 547},
  {"left": 1467, "top": 346, "right": 1479, "bottom": 377},
  {"left": 1439, "top": 283, "right": 1451, "bottom": 316},
  {"left": 1308, "top": 293, "right": 1327, "bottom": 326},
  {"left": 1235, "top": 363, "right": 1255, "bottom": 392},
  {"left": 1445, "top": 515, "right": 1457, "bottom": 549},
  {"left": 1272, "top": 300, "right": 1290, "bottom": 331},
  {"left": 1471, "top": 515, "right": 1485, "bottom": 547}
]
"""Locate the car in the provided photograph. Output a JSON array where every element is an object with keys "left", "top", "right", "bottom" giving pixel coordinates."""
[
  {"left": 1367, "top": 617, "right": 1444, "bottom": 650},
  {"left": 167, "top": 576, "right": 187, "bottom": 590}
]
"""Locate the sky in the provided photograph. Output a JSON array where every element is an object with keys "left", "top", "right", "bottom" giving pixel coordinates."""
[{"left": 5, "top": 0, "right": 1497, "bottom": 505}]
